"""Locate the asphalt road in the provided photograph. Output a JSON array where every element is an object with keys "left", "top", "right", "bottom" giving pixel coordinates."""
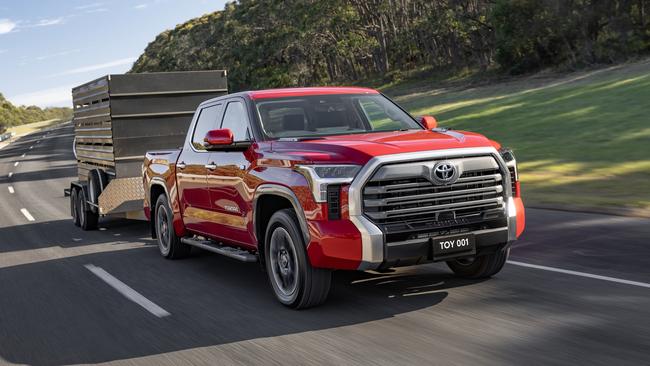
[{"left": 0, "top": 124, "right": 648, "bottom": 366}]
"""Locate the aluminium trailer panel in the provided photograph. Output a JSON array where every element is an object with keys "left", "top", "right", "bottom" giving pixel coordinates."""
[{"left": 71, "top": 70, "right": 228, "bottom": 217}]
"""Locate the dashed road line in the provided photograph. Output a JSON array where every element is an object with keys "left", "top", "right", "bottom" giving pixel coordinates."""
[
  {"left": 20, "top": 208, "right": 35, "bottom": 222},
  {"left": 84, "top": 264, "right": 171, "bottom": 318},
  {"left": 29, "top": 146, "right": 34, "bottom": 149},
  {"left": 8, "top": 186, "right": 14, "bottom": 194},
  {"left": 21, "top": 153, "right": 26, "bottom": 157},
  {"left": 8, "top": 172, "right": 13, "bottom": 178},
  {"left": 14, "top": 162, "right": 19, "bottom": 167},
  {"left": 507, "top": 260, "right": 650, "bottom": 289}
]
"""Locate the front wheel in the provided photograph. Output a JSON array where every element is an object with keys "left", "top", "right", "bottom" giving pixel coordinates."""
[
  {"left": 265, "top": 209, "right": 331, "bottom": 309},
  {"left": 447, "top": 247, "right": 509, "bottom": 279}
]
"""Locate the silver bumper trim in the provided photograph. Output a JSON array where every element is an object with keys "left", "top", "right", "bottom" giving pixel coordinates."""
[{"left": 347, "top": 147, "right": 516, "bottom": 270}]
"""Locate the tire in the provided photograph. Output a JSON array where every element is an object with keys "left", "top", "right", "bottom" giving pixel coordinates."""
[
  {"left": 264, "top": 209, "right": 331, "bottom": 309},
  {"left": 71, "top": 188, "right": 80, "bottom": 227},
  {"left": 446, "top": 247, "right": 509, "bottom": 279},
  {"left": 78, "top": 188, "right": 98, "bottom": 231},
  {"left": 154, "top": 195, "right": 191, "bottom": 259},
  {"left": 88, "top": 170, "right": 107, "bottom": 213}
]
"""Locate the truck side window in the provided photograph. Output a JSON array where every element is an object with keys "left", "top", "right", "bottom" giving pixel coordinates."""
[
  {"left": 358, "top": 99, "right": 403, "bottom": 131},
  {"left": 192, "top": 104, "right": 221, "bottom": 150},
  {"left": 220, "top": 101, "right": 251, "bottom": 142}
]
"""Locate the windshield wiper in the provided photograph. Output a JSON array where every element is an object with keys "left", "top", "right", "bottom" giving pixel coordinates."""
[{"left": 277, "top": 137, "right": 326, "bottom": 142}]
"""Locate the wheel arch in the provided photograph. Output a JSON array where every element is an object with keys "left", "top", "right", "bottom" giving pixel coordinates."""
[
  {"left": 253, "top": 184, "right": 311, "bottom": 263},
  {"left": 149, "top": 180, "right": 169, "bottom": 239}
]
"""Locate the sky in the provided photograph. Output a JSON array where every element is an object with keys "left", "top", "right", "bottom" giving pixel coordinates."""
[{"left": 0, "top": 0, "right": 228, "bottom": 108}]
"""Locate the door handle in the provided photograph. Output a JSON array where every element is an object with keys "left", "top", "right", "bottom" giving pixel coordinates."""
[
  {"left": 177, "top": 161, "right": 186, "bottom": 169},
  {"left": 205, "top": 163, "right": 217, "bottom": 170}
]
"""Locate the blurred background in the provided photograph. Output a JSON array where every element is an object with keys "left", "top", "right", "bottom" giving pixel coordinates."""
[{"left": 2, "top": 0, "right": 648, "bottom": 215}]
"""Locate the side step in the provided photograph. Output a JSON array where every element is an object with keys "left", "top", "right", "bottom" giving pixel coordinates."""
[{"left": 181, "top": 237, "right": 258, "bottom": 263}]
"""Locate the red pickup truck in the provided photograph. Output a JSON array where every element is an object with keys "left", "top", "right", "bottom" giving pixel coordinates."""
[{"left": 143, "top": 87, "right": 525, "bottom": 308}]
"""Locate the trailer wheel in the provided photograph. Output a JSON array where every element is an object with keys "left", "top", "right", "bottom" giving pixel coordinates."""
[
  {"left": 71, "top": 188, "right": 80, "bottom": 227},
  {"left": 78, "top": 188, "right": 99, "bottom": 231},
  {"left": 155, "top": 195, "right": 191, "bottom": 259},
  {"left": 88, "top": 169, "right": 107, "bottom": 213}
]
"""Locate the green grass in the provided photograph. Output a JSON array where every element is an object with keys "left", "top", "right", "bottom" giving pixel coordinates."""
[
  {"left": 382, "top": 59, "right": 650, "bottom": 214},
  {"left": 8, "top": 119, "right": 61, "bottom": 136}
]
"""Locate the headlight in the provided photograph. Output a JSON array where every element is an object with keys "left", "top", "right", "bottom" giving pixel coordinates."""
[{"left": 295, "top": 164, "right": 361, "bottom": 202}]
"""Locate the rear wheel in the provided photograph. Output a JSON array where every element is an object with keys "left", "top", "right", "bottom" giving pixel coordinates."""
[
  {"left": 446, "top": 247, "right": 509, "bottom": 279},
  {"left": 88, "top": 169, "right": 107, "bottom": 212},
  {"left": 71, "top": 188, "right": 80, "bottom": 227},
  {"left": 265, "top": 209, "right": 331, "bottom": 309},
  {"left": 78, "top": 188, "right": 98, "bottom": 231},
  {"left": 155, "top": 195, "right": 191, "bottom": 259}
]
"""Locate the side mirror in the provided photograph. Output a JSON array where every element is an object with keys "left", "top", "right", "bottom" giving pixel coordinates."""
[
  {"left": 204, "top": 129, "right": 234, "bottom": 147},
  {"left": 419, "top": 115, "right": 438, "bottom": 130}
]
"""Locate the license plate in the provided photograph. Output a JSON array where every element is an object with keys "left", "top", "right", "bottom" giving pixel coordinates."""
[{"left": 432, "top": 234, "right": 476, "bottom": 258}]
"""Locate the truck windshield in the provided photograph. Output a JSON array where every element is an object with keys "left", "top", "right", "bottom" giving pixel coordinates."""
[{"left": 254, "top": 94, "right": 422, "bottom": 139}]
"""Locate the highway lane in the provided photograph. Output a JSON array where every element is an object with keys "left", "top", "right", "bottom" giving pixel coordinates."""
[{"left": 0, "top": 124, "right": 649, "bottom": 366}]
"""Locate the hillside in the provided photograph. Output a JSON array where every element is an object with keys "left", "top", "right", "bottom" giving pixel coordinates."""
[
  {"left": 131, "top": 1, "right": 649, "bottom": 91},
  {"left": 385, "top": 59, "right": 650, "bottom": 214},
  {"left": 0, "top": 93, "right": 72, "bottom": 133}
]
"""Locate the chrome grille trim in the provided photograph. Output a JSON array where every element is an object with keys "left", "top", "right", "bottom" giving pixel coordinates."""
[
  {"left": 365, "top": 197, "right": 504, "bottom": 220},
  {"left": 364, "top": 181, "right": 503, "bottom": 207},
  {"left": 364, "top": 173, "right": 502, "bottom": 195},
  {"left": 347, "top": 147, "right": 517, "bottom": 270}
]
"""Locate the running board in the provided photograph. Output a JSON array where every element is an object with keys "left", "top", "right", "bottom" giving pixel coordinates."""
[{"left": 181, "top": 238, "right": 258, "bottom": 262}]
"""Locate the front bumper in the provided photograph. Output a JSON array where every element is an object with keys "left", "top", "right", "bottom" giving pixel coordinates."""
[
  {"left": 306, "top": 147, "right": 526, "bottom": 271},
  {"left": 306, "top": 196, "right": 524, "bottom": 271}
]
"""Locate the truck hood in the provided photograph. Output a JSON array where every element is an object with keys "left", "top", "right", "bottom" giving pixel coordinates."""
[{"left": 268, "top": 129, "right": 500, "bottom": 165}]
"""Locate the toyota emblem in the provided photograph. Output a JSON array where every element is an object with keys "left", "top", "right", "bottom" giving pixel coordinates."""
[{"left": 431, "top": 161, "right": 459, "bottom": 185}]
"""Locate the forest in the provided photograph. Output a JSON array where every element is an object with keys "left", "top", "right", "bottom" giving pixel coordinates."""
[{"left": 131, "top": 0, "right": 650, "bottom": 91}]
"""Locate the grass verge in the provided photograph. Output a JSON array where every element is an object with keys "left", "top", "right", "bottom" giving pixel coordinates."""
[
  {"left": 383, "top": 59, "right": 650, "bottom": 214},
  {"left": 7, "top": 119, "right": 62, "bottom": 136}
]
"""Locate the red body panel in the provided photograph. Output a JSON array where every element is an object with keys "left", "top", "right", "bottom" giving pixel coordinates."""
[
  {"left": 307, "top": 220, "right": 362, "bottom": 270},
  {"left": 143, "top": 87, "right": 526, "bottom": 270},
  {"left": 248, "top": 86, "right": 378, "bottom": 100}
]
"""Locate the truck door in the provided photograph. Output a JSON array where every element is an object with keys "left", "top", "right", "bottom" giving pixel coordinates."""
[
  {"left": 205, "top": 99, "right": 256, "bottom": 248},
  {"left": 176, "top": 103, "right": 222, "bottom": 235}
]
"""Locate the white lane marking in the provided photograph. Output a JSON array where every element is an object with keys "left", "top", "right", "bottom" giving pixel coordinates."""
[
  {"left": 29, "top": 146, "right": 34, "bottom": 149},
  {"left": 8, "top": 172, "right": 13, "bottom": 178},
  {"left": 20, "top": 208, "right": 35, "bottom": 222},
  {"left": 14, "top": 162, "right": 19, "bottom": 167},
  {"left": 8, "top": 186, "right": 14, "bottom": 194},
  {"left": 21, "top": 153, "right": 26, "bottom": 157},
  {"left": 402, "top": 289, "right": 443, "bottom": 297},
  {"left": 507, "top": 260, "right": 650, "bottom": 289},
  {"left": 84, "top": 264, "right": 171, "bottom": 318}
]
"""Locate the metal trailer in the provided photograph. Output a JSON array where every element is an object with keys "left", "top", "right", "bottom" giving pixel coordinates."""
[{"left": 66, "top": 71, "right": 228, "bottom": 230}]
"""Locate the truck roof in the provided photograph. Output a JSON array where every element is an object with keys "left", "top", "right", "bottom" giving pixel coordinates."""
[{"left": 246, "top": 86, "right": 379, "bottom": 100}]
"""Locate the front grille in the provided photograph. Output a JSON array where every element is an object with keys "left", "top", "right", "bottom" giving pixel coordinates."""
[{"left": 362, "top": 155, "right": 507, "bottom": 242}]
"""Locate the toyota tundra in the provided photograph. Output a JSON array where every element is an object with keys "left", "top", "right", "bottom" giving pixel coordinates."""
[{"left": 143, "top": 87, "right": 525, "bottom": 309}]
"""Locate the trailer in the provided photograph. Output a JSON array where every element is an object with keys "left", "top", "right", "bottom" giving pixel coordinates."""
[{"left": 67, "top": 71, "right": 228, "bottom": 230}]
